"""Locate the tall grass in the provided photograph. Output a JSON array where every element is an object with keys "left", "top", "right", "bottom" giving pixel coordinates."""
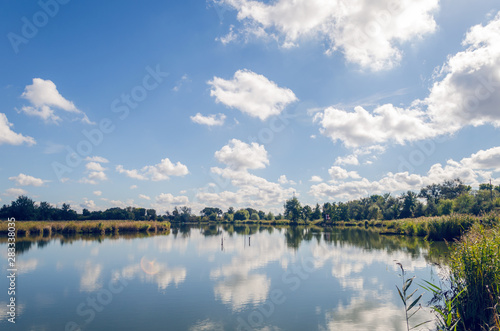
[
  {"left": 0, "top": 220, "right": 170, "bottom": 237},
  {"left": 450, "top": 224, "right": 500, "bottom": 330},
  {"left": 422, "top": 224, "right": 500, "bottom": 330}
]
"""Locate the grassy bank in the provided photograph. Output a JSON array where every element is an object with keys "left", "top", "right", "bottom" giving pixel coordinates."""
[
  {"left": 171, "top": 213, "right": 499, "bottom": 241},
  {"left": 420, "top": 223, "right": 500, "bottom": 331},
  {"left": 0, "top": 220, "right": 171, "bottom": 237}
]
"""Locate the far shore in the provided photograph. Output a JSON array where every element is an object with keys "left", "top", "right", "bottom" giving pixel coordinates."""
[{"left": 1, "top": 213, "right": 497, "bottom": 242}]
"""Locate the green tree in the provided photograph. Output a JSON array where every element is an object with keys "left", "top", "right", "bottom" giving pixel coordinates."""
[
  {"left": 201, "top": 207, "right": 223, "bottom": 217},
  {"left": 266, "top": 212, "right": 275, "bottom": 221},
  {"left": 302, "top": 205, "right": 313, "bottom": 221},
  {"left": 284, "top": 197, "right": 302, "bottom": 223},
  {"left": 312, "top": 203, "right": 321, "bottom": 220},
  {"left": 425, "top": 199, "right": 438, "bottom": 216},
  {"left": 11, "top": 196, "right": 36, "bottom": 220},
  {"left": 453, "top": 193, "right": 475, "bottom": 214},
  {"left": 258, "top": 210, "right": 266, "bottom": 220},
  {"left": 437, "top": 199, "right": 454, "bottom": 216},
  {"left": 146, "top": 209, "right": 157, "bottom": 221},
  {"left": 250, "top": 213, "right": 260, "bottom": 221},
  {"left": 367, "top": 205, "right": 382, "bottom": 220},
  {"left": 234, "top": 209, "right": 249, "bottom": 221},
  {"left": 400, "top": 191, "right": 418, "bottom": 219},
  {"left": 37, "top": 201, "right": 54, "bottom": 220}
]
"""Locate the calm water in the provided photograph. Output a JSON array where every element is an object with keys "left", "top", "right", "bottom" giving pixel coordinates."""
[{"left": 0, "top": 225, "right": 448, "bottom": 331}]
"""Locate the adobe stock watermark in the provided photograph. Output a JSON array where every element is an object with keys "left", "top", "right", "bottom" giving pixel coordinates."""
[
  {"left": 236, "top": 250, "right": 326, "bottom": 330},
  {"left": 7, "top": 0, "right": 71, "bottom": 54},
  {"left": 51, "top": 64, "right": 169, "bottom": 181},
  {"left": 340, "top": 0, "right": 403, "bottom": 48},
  {"left": 65, "top": 278, "right": 128, "bottom": 331},
  {"left": 196, "top": 108, "right": 298, "bottom": 200},
  {"left": 209, "top": 0, "right": 231, "bottom": 22},
  {"left": 398, "top": 72, "right": 500, "bottom": 174}
]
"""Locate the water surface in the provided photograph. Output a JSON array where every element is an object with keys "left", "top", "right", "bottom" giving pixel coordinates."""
[{"left": 0, "top": 225, "right": 447, "bottom": 330}]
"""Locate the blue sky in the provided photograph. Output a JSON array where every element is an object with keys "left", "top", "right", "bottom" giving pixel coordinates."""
[{"left": 1, "top": 0, "right": 500, "bottom": 214}]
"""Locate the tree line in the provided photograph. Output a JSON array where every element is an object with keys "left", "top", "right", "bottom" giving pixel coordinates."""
[
  {"left": 0, "top": 178, "right": 498, "bottom": 222},
  {"left": 283, "top": 179, "right": 500, "bottom": 223}
]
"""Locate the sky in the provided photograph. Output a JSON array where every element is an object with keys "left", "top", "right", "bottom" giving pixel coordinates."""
[{"left": 1, "top": 0, "right": 500, "bottom": 215}]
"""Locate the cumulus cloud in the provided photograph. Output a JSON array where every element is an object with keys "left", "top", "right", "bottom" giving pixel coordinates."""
[
  {"left": 218, "top": 0, "right": 438, "bottom": 71},
  {"left": 80, "top": 159, "right": 108, "bottom": 185},
  {"left": 310, "top": 175, "right": 323, "bottom": 182},
  {"left": 310, "top": 145, "right": 500, "bottom": 201},
  {"left": 328, "top": 166, "right": 361, "bottom": 182},
  {"left": 278, "top": 175, "right": 296, "bottom": 185},
  {"left": 313, "top": 13, "right": 500, "bottom": 149},
  {"left": 215, "top": 139, "right": 269, "bottom": 171},
  {"left": 190, "top": 113, "right": 226, "bottom": 126},
  {"left": 4, "top": 188, "right": 28, "bottom": 197},
  {"left": 0, "top": 113, "right": 36, "bottom": 146},
  {"left": 424, "top": 12, "right": 500, "bottom": 131},
  {"left": 20, "top": 78, "right": 93, "bottom": 124},
  {"left": 155, "top": 193, "right": 189, "bottom": 206},
  {"left": 197, "top": 140, "right": 295, "bottom": 211},
  {"left": 80, "top": 199, "right": 97, "bottom": 211},
  {"left": 313, "top": 105, "right": 436, "bottom": 148},
  {"left": 116, "top": 157, "right": 189, "bottom": 181},
  {"left": 208, "top": 69, "right": 297, "bottom": 121},
  {"left": 9, "top": 173, "right": 47, "bottom": 187},
  {"left": 85, "top": 156, "right": 109, "bottom": 163},
  {"left": 139, "top": 194, "right": 151, "bottom": 200},
  {"left": 93, "top": 191, "right": 102, "bottom": 196}
]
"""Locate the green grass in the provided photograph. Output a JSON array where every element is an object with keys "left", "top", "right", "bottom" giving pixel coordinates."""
[
  {"left": 449, "top": 224, "right": 500, "bottom": 330},
  {"left": 0, "top": 220, "right": 170, "bottom": 237}
]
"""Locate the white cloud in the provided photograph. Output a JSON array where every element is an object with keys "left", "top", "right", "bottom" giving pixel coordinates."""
[
  {"left": 172, "top": 74, "right": 190, "bottom": 92},
  {"left": 155, "top": 193, "right": 189, "bottom": 206},
  {"left": 215, "top": 139, "right": 269, "bottom": 171},
  {"left": 93, "top": 191, "right": 102, "bottom": 196},
  {"left": 190, "top": 113, "right": 226, "bottom": 126},
  {"left": 4, "top": 188, "right": 28, "bottom": 197},
  {"left": 80, "top": 159, "right": 108, "bottom": 185},
  {"left": 220, "top": 0, "right": 438, "bottom": 71},
  {"left": 217, "top": 24, "right": 237, "bottom": 44},
  {"left": 461, "top": 146, "right": 500, "bottom": 171},
  {"left": 0, "top": 113, "right": 36, "bottom": 146},
  {"left": 278, "top": 175, "right": 296, "bottom": 186},
  {"left": 20, "top": 78, "right": 93, "bottom": 124},
  {"left": 139, "top": 194, "right": 151, "bottom": 201},
  {"left": 335, "top": 154, "right": 360, "bottom": 166},
  {"left": 109, "top": 199, "right": 134, "bottom": 208},
  {"left": 310, "top": 175, "right": 323, "bottom": 182},
  {"left": 328, "top": 166, "right": 361, "bottom": 182},
  {"left": 85, "top": 162, "right": 106, "bottom": 172},
  {"left": 208, "top": 69, "right": 297, "bottom": 121},
  {"left": 116, "top": 157, "right": 189, "bottom": 181},
  {"left": 9, "top": 173, "right": 47, "bottom": 187},
  {"left": 314, "top": 13, "right": 500, "bottom": 149},
  {"left": 310, "top": 145, "right": 500, "bottom": 201},
  {"left": 116, "top": 166, "right": 147, "bottom": 180},
  {"left": 424, "top": 12, "right": 500, "bottom": 131},
  {"left": 130, "top": 185, "right": 138, "bottom": 190},
  {"left": 85, "top": 156, "right": 109, "bottom": 163},
  {"left": 197, "top": 142, "right": 295, "bottom": 211},
  {"left": 80, "top": 199, "right": 97, "bottom": 211},
  {"left": 313, "top": 104, "right": 436, "bottom": 148}
]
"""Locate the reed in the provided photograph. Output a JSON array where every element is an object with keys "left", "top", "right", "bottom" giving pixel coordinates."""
[{"left": 0, "top": 220, "right": 171, "bottom": 237}]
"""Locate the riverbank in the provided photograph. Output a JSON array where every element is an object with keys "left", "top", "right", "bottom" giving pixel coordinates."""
[
  {"left": 0, "top": 220, "right": 171, "bottom": 237},
  {"left": 2, "top": 213, "right": 497, "bottom": 242},
  {"left": 174, "top": 212, "right": 499, "bottom": 241}
]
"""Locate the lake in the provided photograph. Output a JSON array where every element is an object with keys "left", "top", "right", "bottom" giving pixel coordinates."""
[{"left": 0, "top": 225, "right": 448, "bottom": 330}]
